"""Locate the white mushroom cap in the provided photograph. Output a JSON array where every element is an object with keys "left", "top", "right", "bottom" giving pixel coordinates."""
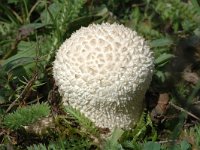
[{"left": 53, "top": 23, "right": 154, "bottom": 129}]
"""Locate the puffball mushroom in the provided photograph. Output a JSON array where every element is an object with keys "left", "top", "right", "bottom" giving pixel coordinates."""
[{"left": 53, "top": 23, "right": 154, "bottom": 130}]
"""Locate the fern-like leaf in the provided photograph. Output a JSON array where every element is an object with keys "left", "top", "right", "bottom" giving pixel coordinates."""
[
  {"left": 152, "top": 0, "right": 200, "bottom": 31},
  {"left": 64, "top": 106, "right": 98, "bottom": 136},
  {"left": 47, "top": 0, "right": 86, "bottom": 62},
  {"left": 3, "top": 103, "right": 50, "bottom": 130},
  {"left": 27, "top": 137, "right": 92, "bottom": 150}
]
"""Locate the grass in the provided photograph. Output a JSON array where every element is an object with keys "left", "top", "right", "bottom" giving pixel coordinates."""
[{"left": 0, "top": 0, "right": 200, "bottom": 149}]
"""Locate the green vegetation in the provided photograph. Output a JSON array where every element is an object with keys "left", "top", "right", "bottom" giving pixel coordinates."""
[
  {"left": 0, "top": 0, "right": 200, "bottom": 149},
  {"left": 3, "top": 103, "right": 50, "bottom": 130}
]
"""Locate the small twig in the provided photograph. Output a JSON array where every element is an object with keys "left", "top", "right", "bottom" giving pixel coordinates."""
[
  {"left": 6, "top": 73, "right": 37, "bottom": 113},
  {"left": 158, "top": 139, "right": 178, "bottom": 144},
  {"left": 132, "top": 3, "right": 145, "bottom": 7},
  {"left": 169, "top": 101, "right": 200, "bottom": 121}
]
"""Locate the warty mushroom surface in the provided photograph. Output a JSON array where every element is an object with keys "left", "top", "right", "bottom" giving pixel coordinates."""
[{"left": 53, "top": 23, "right": 154, "bottom": 129}]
